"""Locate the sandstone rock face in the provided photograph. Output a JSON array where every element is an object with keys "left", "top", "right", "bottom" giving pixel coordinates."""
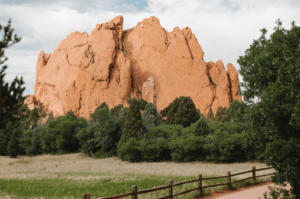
[
  {"left": 142, "top": 78, "right": 156, "bottom": 106},
  {"left": 24, "top": 95, "right": 39, "bottom": 110},
  {"left": 31, "top": 16, "right": 242, "bottom": 118},
  {"left": 227, "top": 63, "right": 242, "bottom": 102}
]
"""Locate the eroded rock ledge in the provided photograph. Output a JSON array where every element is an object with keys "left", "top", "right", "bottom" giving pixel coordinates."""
[{"left": 26, "top": 15, "right": 242, "bottom": 118}]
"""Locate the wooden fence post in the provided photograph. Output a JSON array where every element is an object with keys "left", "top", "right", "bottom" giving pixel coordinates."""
[
  {"left": 252, "top": 166, "right": 256, "bottom": 181},
  {"left": 198, "top": 174, "right": 203, "bottom": 196},
  {"left": 227, "top": 171, "right": 231, "bottom": 189},
  {"left": 168, "top": 179, "right": 173, "bottom": 199},
  {"left": 83, "top": 193, "right": 90, "bottom": 199},
  {"left": 132, "top": 185, "right": 137, "bottom": 199}
]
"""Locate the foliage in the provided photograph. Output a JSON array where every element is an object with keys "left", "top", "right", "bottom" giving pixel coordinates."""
[
  {"left": 142, "top": 103, "right": 163, "bottom": 129},
  {"left": 194, "top": 116, "right": 209, "bottom": 136},
  {"left": 40, "top": 113, "right": 87, "bottom": 154},
  {"left": 7, "top": 127, "right": 23, "bottom": 158},
  {"left": 206, "top": 107, "right": 214, "bottom": 121},
  {"left": 120, "top": 97, "right": 146, "bottom": 144},
  {"left": 204, "top": 121, "right": 252, "bottom": 162},
  {"left": 214, "top": 107, "right": 227, "bottom": 122},
  {"left": 169, "top": 125, "right": 206, "bottom": 162},
  {"left": 111, "top": 104, "right": 124, "bottom": 119},
  {"left": 0, "top": 122, "right": 13, "bottom": 155},
  {"left": 93, "top": 106, "right": 123, "bottom": 157},
  {"left": 160, "top": 96, "right": 200, "bottom": 127},
  {"left": 77, "top": 105, "right": 127, "bottom": 157},
  {"left": 138, "top": 125, "right": 173, "bottom": 162},
  {"left": 118, "top": 138, "right": 141, "bottom": 162},
  {"left": 19, "top": 125, "right": 44, "bottom": 156},
  {"left": 238, "top": 19, "right": 300, "bottom": 196},
  {"left": 260, "top": 185, "right": 294, "bottom": 199},
  {"left": 212, "top": 100, "right": 249, "bottom": 123},
  {"left": 0, "top": 19, "right": 24, "bottom": 129},
  {"left": 138, "top": 98, "right": 147, "bottom": 111}
]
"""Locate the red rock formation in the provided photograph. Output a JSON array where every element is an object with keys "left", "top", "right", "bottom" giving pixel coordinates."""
[
  {"left": 142, "top": 78, "right": 156, "bottom": 106},
  {"left": 26, "top": 16, "right": 242, "bottom": 118}
]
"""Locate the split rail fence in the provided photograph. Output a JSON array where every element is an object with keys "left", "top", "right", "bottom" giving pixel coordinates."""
[{"left": 88, "top": 166, "right": 274, "bottom": 199}]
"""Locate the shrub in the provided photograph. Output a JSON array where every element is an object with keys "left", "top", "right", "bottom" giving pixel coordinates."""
[
  {"left": 169, "top": 125, "right": 206, "bottom": 162},
  {"left": 204, "top": 121, "right": 252, "bottom": 162},
  {"left": 194, "top": 116, "right": 209, "bottom": 136},
  {"left": 118, "top": 138, "right": 141, "bottom": 162},
  {"left": 40, "top": 114, "right": 87, "bottom": 154},
  {"left": 19, "top": 125, "right": 43, "bottom": 156}
]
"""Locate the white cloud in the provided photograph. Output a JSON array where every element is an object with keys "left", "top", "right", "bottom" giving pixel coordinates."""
[{"left": 0, "top": 0, "right": 299, "bottom": 95}]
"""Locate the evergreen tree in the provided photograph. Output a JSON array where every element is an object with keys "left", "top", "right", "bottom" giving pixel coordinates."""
[
  {"left": 111, "top": 104, "right": 124, "bottom": 119},
  {"left": 161, "top": 96, "right": 200, "bottom": 127},
  {"left": 120, "top": 98, "right": 146, "bottom": 143},
  {"left": 142, "top": 103, "right": 163, "bottom": 129},
  {"left": 0, "top": 19, "right": 24, "bottom": 129},
  {"left": 194, "top": 116, "right": 209, "bottom": 136},
  {"left": 137, "top": 98, "right": 147, "bottom": 111},
  {"left": 238, "top": 19, "right": 300, "bottom": 197},
  {"left": 7, "top": 127, "right": 23, "bottom": 158},
  {"left": 0, "top": 122, "right": 13, "bottom": 155}
]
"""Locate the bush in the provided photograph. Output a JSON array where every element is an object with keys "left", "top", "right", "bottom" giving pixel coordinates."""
[
  {"left": 194, "top": 116, "right": 209, "bottom": 136},
  {"left": 161, "top": 96, "right": 200, "bottom": 127},
  {"left": 142, "top": 103, "right": 163, "bottom": 129},
  {"left": 204, "top": 121, "right": 252, "bottom": 162},
  {"left": 169, "top": 125, "right": 206, "bottom": 162},
  {"left": 138, "top": 125, "right": 173, "bottom": 162},
  {"left": 118, "top": 138, "right": 141, "bottom": 162},
  {"left": 40, "top": 113, "right": 87, "bottom": 154},
  {"left": 19, "top": 125, "right": 44, "bottom": 156}
]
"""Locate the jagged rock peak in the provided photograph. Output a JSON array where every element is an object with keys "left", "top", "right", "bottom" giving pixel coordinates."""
[{"left": 25, "top": 15, "right": 242, "bottom": 119}]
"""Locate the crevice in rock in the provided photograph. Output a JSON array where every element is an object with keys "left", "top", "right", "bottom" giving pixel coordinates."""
[{"left": 184, "top": 37, "right": 194, "bottom": 60}]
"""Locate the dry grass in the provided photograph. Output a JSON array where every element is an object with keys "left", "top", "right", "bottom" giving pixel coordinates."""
[
  {"left": 0, "top": 153, "right": 274, "bottom": 179},
  {"left": 0, "top": 153, "right": 274, "bottom": 199}
]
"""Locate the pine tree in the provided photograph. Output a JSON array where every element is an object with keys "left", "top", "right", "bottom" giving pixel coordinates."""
[
  {"left": 121, "top": 98, "right": 146, "bottom": 143},
  {"left": 161, "top": 96, "right": 200, "bottom": 127},
  {"left": 0, "top": 122, "right": 13, "bottom": 155},
  {"left": 7, "top": 127, "right": 23, "bottom": 158},
  {"left": 0, "top": 19, "right": 24, "bottom": 129}
]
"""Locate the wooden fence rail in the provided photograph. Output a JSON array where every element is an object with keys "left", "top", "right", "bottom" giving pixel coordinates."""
[{"left": 89, "top": 166, "right": 274, "bottom": 199}]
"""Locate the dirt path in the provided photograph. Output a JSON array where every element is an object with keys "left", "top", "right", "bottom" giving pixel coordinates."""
[{"left": 200, "top": 181, "right": 291, "bottom": 199}]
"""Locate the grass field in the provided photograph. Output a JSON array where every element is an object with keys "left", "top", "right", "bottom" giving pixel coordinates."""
[{"left": 0, "top": 153, "right": 274, "bottom": 199}]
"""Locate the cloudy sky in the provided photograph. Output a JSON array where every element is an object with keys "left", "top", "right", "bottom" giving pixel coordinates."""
[{"left": 0, "top": 0, "right": 299, "bottom": 95}]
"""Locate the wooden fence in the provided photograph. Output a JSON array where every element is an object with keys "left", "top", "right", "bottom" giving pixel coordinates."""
[{"left": 86, "top": 166, "right": 274, "bottom": 199}]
